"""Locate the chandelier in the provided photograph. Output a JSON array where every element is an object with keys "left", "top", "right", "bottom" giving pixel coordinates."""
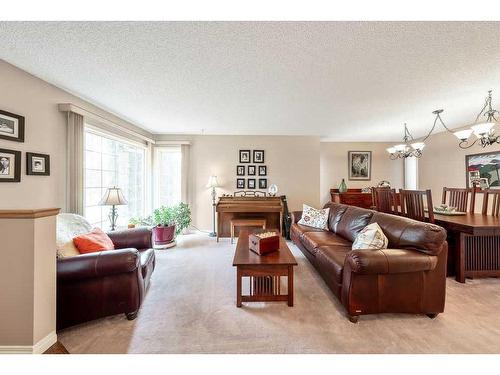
[
  {"left": 452, "top": 90, "right": 500, "bottom": 149},
  {"left": 386, "top": 123, "right": 426, "bottom": 159}
]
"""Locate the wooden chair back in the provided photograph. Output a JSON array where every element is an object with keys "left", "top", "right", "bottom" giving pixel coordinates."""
[
  {"left": 442, "top": 187, "right": 476, "bottom": 213},
  {"left": 482, "top": 189, "right": 500, "bottom": 216},
  {"left": 372, "top": 187, "right": 398, "bottom": 214},
  {"left": 399, "top": 189, "right": 435, "bottom": 223}
]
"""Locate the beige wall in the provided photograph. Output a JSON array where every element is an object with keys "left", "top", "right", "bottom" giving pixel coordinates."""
[
  {"left": 156, "top": 135, "right": 321, "bottom": 230},
  {"left": 0, "top": 60, "right": 151, "bottom": 211},
  {"left": 419, "top": 128, "right": 500, "bottom": 211},
  {"left": 320, "top": 142, "right": 404, "bottom": 205}
]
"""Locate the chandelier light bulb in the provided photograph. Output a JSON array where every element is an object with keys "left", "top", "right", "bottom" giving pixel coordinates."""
[
  {"left": 453, "top": 129, "right": 474, "bottom": 141},
  {"left": 386, "top": 147, "right": 397, "bottom": 154},
  {"left": 411, "top": 142, "right": 425, "bottom": 151},
  {"left": 471, "top": 122, "right": 495, "bottom": 137},
  {"left": 394, "top": 144, "right": 407, "bottom": 152}
]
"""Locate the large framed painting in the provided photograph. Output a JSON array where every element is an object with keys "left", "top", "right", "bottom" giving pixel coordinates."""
[
  {"left": 0, "top": 109, "right": 25, "bottom": 142},
  {"left": 0, "top": 148, "right": 21, "bottom": 182},
  {"left": 466, "top": 151, "right": 500, "bottom": 188},
  {"left": 348, "top": 151, "right": 372, "bottom": 181}
]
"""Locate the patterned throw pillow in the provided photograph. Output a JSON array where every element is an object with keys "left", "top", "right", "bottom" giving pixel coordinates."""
[
  {"left": 297, "top": 204, "right": 330, "bottom": 230},
  {"left": 352, "top": 222, "right": 388, "bottom": 250}
]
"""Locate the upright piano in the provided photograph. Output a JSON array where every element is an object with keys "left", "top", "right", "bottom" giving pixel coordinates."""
[{"left": 216, "top": 196, "right": 284, "bottom": 240}]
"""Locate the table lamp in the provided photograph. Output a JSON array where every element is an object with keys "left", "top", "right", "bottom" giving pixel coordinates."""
[
  {"left": 206, "top": 175, "right": 219, "bottom": 237},
  {"left": 99, "top": 186, "right": 128, "bottom": 231}
]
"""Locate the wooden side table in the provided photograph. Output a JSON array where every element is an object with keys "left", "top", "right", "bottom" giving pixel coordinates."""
[{"left": 230, "top": 218, "right": 266, "bottom": 244}]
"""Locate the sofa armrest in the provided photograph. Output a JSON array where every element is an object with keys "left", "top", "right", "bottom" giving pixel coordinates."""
[
  {"left": 290, "top": 211, "right": 303, "bottom": 224},
  {"left": 57, "top": 248, "right": 140, "bottom": 282},
  {"left": 107, "top": 227, "right": 152, "bottom": 250},
  {"left": 345, "top": 248, "right": 438, "bottom": 275}
]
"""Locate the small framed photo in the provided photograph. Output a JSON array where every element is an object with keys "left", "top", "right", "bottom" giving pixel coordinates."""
[
  {"left": 239, "top": 150, "right": 251, "bottom": 163},
  {"left": 236, "top": 165, "right": 245, "bottom": 176},
  {"left": 253, "top": 150, "right": 265, "bottom": 163},
  {"left": 259, "top": 178, "right": 267, "bottom": 189},
  {"left": 0, "top": 148, "right": 21, "bottom": 182},
  {"left": 247, "top": 178, "right": 256, "bottom": 189},
  {"left": 0, "top": 109, "right": 25, "bottom": 143},
  {"left": 258, "top": 165, "right": 267, "bottom": 176},
  {"left": 236, "top": 178, "right": 245, "bottom": 189},
  {"left": 27, "top": 152, "right": 50, "bottom": 176},
  {"left": 247, "top": 165, "right": 256, "bottom": 175}
]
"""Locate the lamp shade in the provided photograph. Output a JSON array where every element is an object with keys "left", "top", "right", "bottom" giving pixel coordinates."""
[
  {"left": 206, "top": 175, "right": 219, "bottom": 188},
  {"left": 99, "top": 187, "right": 128, "bottom": 206}
]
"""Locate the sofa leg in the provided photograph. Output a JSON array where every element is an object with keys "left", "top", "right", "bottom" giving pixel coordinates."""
[
  {"left": 426, "top": 313, "right": 439, "bottom": 319},
  {"left": 348, "top": 315, "right": 359, "bottom": 323},
  {"left": 126, "top": 311, "right": 138, "bottom": 320}
]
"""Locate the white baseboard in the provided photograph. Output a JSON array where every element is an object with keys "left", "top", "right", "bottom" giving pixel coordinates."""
[{"left": 0, "top": 331, "right": 57, "bottom": 354}]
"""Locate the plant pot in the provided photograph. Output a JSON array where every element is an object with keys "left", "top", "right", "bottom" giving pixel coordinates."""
[
  {"left": 152, "top": 224, "right": 176, "bottom": 245},
  {"left": 128, "top": 224, "right": 136, "bottom": 229}
]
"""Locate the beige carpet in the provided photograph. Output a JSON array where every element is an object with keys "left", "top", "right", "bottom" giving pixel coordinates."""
[{"left": 58, "top": 233, "right": 500, "bottom": 354}]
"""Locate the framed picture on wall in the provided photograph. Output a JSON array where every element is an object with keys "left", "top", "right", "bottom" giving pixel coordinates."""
[
  {"left": 0, "top": 148, "right": 21, "bottom": 182},
  {"left": 348, "top": 151, "right": 372, "bottom": 181},
  {"left": 0, "top": 109, "right": 25, "bottom": 143},
  {"left": 248, "top": 165, "right": 256, "bottom": 175},
  {"left": 26, "top": 152, "right": 50, "bottom": 176},
  {"left": 253, "top": 150, "right": 265, "bottom": 163},
  {"left": 239, "top": 150, "right": 251, "bottom": 163},
  {"left": 258, "top": 165, "right": 267, "bottom": 176},
  {"left": 258, "top": 178, "right": 267, "bottom": 189},
  {"left": 247, "top": 178, "right": 256, "bottom": 189},
  {"left": 236, "top": 178, "right": 245, "bottom": 189},
  {"left": 236, "top": 165, "right": 245, "bottom": 176},
  {"left": 465, "top": 151, "right": 500, "bottom": 188}
]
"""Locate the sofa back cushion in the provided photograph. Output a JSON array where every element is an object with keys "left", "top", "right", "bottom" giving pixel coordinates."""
[
  {"left": 335, "top": 206, "right": 374, "bottom": 242},
  {"left": 56, "top": 213, "right": 93, "bottom": 258},
  {"left": 369, "top": 212, "right": 446, "bottom": 255},
  {"left": 323, "top": 202, "right": 348, "bottom": 233}
]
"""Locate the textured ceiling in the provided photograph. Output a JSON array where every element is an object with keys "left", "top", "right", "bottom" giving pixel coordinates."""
[{"left": 1, "top": 21, "right": 500, "bottom": 141}]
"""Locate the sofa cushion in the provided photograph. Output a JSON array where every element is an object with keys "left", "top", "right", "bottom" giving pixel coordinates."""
[
  {"left": 73, "top": 228, "right": 115, "bottom": 254},
  {"left": 298, "top": 204, "right": 330, "bottom": 230},
  {"left": 323, "top": 202, "right": 349, "bottom": 233},
  {"left": 301, "top": 232, "right": 351, "bottom": 254},
  {"left": 139, "top": 248, "right": 155, "bottom": 280},
  {"left": 352, "top": 222, "right": 388, "bottom": 250},
  {"left": 315, "top": 245, "right": 351, "bottom": 284},
  {"left": 335, "top": 206, "right": 374, "bottom": 242},
  {"left": 56, "top": 213, "right": 93, "bottom": 258}
]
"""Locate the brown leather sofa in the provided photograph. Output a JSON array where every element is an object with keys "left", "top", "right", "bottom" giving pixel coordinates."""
[
  {"left": 57, "top": 227, "right": 155, "bottom": 329},
  {"left": 291, "top": 202, "right": 447, "bottom": 323}
]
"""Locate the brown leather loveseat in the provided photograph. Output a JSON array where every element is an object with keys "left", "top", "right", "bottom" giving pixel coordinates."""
[
  {"left": 291, "top": 202, "right": 447, "bottom": 323},
  {"left": 57, "top": 228, "right": 155, "bottom": 329}
]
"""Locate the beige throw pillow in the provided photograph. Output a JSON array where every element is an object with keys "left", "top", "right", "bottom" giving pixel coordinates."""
[
  {"left": 297, "top": 204, "right": 330, "bottom": 230},
  {"left": 352, "top": 222, "right": 388, "bottom": 250}
]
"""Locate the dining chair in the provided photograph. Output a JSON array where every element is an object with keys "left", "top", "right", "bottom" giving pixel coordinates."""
[
  {"left": 399, "top": 189, "right": 435, "bottom": 223},
  {"left": 481, "top": 189, "right": 500, "bottom": 216},
  {"left": 372, "top": 187, "right": 398, "bottom": 214},
  {"left": 442, "top": 187, "right": 476, "bottom": 213}
]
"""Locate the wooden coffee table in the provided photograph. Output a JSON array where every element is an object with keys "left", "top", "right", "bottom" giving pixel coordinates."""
[{"left": 232, "top": 230, "right": 298, "bottom": 307}]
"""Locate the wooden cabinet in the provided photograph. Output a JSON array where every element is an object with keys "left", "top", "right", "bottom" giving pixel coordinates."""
[{"left": 330, "top": 188, "right": 373, "bottom": 209}]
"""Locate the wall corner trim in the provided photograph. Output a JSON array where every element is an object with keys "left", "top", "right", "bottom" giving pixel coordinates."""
[{"left": 0, "top": 208, "right": 61, "bottom": 219}]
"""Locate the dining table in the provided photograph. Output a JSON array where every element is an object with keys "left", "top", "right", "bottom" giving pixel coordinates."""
[{"left": 432, "top": 212, "right": 500, "bottom": 283}]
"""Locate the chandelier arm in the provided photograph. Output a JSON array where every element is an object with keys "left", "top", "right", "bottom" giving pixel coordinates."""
[
  {"left": 458, "top": 138, "right": 478, "bottom": 149},
  {"left": 474, "top": 97, "right": 490, "bottom": 123},
  {"left": 421, "top": 115, "right": 439, "bottom": 142}
]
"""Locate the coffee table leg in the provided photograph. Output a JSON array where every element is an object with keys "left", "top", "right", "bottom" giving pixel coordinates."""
[
  {"left": 237, "top": 267, "right": 242, "bottom": 307},
  {"left": 287, "top": 265, "right": 294, "bottom": 307}
]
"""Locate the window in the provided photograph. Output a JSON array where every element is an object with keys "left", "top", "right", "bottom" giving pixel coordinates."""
[
  {"left": 154, "top": 146, "right": 182, "bottom": 207},
  {"left": 84, "top": 127, "right": 146, "bottom": 229}
]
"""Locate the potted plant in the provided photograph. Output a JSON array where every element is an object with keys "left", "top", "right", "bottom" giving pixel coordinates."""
[
  {"left": 152, "top": 206, "right": 176, "bottom": 246},
  {"left": 172, "top": 202, "right": 192, "bottom": 235}
]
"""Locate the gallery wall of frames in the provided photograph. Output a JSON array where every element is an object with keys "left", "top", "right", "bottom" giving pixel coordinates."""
[
  {"left": 236, "top": 149, "right": 268, "bottom": 191},
  {"left": 0, "top": 109, "right": 50, "bottom": 182}
]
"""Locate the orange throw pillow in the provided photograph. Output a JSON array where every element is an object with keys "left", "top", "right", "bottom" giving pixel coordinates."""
[{"left": 73, "top": 228, "right": 115, "bottom": 254}]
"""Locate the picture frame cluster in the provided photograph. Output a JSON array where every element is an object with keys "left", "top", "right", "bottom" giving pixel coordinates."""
[
  {"left": 236, "top": 149, "right": 267, "bottom": 190},
  {"left": 0, "top": 109, "right": 50, "bottom": 183}
]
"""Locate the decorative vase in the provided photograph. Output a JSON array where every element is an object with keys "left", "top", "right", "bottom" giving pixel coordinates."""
[
  {"left": 152, "top": 224, "right": 176, "bottom": 246},
  {"left": 339, "top": 178, "right": 348, "bottom": 193}
]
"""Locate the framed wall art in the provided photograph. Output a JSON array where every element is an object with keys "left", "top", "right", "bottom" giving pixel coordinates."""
[
  {"left": 247, "top": 165, "right": 256, "bottom": 175},
  {"left": 247, "top": 178, "right": 256, "bottom": 189},
  {"left": 348, "top": 151, "right": 372, "bottom": 181},
  {"left": 239, "top": 150, "right": 251, "bottom": 163},
  {"left": 466, "top": 151, "right": 500, "bottom": 188},
  {"left": 236, "top": 165, "right": 245, "bottom": 176},
  {"left": 0, "top": 109, "right": 25, "bottom": 143},
  {"left": 27, "top": 152, "right": 50, "bottom": 176},
  {"left": 236, "top": 178, "right": 245, "bottom": 189},
  {"left": 258, "top": 178, "right": 267, "bottom": 189},
  {"left": 253, "top": 150, "right": 265, "bottom": 163},
  {"left": 258, "top": 165, "right": 267, "bottom": 176},
  {"left": 0, "top": 148, "right": 21, "bottom": 182}
]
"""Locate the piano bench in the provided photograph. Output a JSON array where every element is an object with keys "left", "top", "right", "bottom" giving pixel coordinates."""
[{"left": 230, "top": 218, "right": 266, "bottom": 244}]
